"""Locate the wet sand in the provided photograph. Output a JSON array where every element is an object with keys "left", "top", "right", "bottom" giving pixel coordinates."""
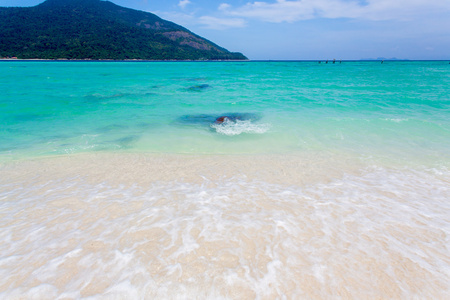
[{"left": 1, "top": 153, "right": 449, "bottom": 298}]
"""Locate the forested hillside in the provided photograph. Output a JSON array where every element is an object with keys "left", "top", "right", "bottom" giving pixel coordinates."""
[{"left": 0, "top": 0, "right": 247, "bottom": 60}]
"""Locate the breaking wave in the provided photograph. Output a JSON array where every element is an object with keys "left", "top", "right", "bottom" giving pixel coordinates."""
[{"left": 211, "top": 119, "right": 271, "bottom": 136}]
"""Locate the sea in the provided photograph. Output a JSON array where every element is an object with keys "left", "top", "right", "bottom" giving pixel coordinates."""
[{"left": 0, "top": 60, "right": 449, "bottom": 299}]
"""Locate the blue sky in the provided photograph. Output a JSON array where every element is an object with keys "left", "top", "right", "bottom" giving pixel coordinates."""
[{"left": 1, "top": 0, "right": 449, "bottom": 60}]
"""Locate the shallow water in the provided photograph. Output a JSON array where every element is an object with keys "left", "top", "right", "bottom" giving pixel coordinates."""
[
  {"left": 1, "top": 61, "right": 449, "bottom": 298},
  {"left": 1, "top": 61, "right": 449, "bottom": 162}
]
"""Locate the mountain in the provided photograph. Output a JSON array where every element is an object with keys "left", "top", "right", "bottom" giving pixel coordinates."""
[{"left": 0, "top": 0, "right": 247, "bottom": 60}]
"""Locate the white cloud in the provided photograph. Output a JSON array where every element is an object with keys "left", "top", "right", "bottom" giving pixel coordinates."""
[
  {"left": 221, "top": 0, "right": 450, "bottom": 23},
  {"left": 158, "top": 0, "right": 450, "bottom": 32},
  {"left": 218, "top": 3, "right": 231, "bottom": 11},
  {"left": 198, "top": 16, "right": 247, "bottom": 30},
  {"left": 178, "top": 0, "right": 191, "bottom": 10}
]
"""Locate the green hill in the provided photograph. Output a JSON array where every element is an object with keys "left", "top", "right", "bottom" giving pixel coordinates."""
[{"left": 0, "top": 0, "right": 247, "bottom": 60}]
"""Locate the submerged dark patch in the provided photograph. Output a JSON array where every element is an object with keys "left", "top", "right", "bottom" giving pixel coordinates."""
[
  {"left": 187, "top": 84, "right": 211, "bottom": 92},
  {"left": 176, "top": 113, "right": 261, "bottom": 126}
]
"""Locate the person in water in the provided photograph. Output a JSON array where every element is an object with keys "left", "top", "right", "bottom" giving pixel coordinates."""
[
  {"left": 215, "top": 115, "right": 244, "bottom": 124},
  {"left": 215, "top": 116, "right": 227, "bottom": 124}
]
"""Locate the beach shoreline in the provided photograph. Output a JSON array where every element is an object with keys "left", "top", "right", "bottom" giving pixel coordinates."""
[
  {"left": 1, "top": 60, "right": 449, "bottom": 298},
  {"left": 1, "top": 152, "right": 449, "bottom": 298}
]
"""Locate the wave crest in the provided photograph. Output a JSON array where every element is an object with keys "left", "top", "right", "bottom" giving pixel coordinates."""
[{"left": 211, "top": 119, "right": 271, "bottom": 136}]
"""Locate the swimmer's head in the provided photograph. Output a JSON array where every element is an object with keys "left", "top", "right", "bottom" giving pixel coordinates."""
[{"left": 215, "top": 116, "right": 230, "bottom": 124}]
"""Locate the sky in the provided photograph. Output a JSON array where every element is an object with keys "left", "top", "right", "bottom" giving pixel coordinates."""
[{"left": 1, "top": 0, "right": 449, "bottom": 60}]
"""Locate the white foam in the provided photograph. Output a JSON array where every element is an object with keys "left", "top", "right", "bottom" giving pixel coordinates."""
[
  {"left": 211, "top": 119, "right": 271, "bottom": 136},
  {"left": 384, "top": 118, "right": 409, "bottom": 123},
  {"left": 0, "top": 157, "right": 449, "bottom": 298}
]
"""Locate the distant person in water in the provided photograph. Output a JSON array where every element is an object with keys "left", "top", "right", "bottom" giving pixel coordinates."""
[{"left": 215, "top": 115, "right": 244, "bottom": 124}]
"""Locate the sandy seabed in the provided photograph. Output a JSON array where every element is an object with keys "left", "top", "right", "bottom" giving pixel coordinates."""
[{"left": 1, "top": 152, "right": 449, "bottom": 299}]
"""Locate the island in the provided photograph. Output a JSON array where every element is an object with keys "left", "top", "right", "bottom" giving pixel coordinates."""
[{"left": 0, "top": 0, "right": 247, "bottom": 60}]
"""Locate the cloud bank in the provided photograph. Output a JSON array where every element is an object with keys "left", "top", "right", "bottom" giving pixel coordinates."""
[
  {"left": 162, "top": 0, "right": 450, "bottom": 31},
  {"left": 219, "top": 0, "right": 450, "bottom": 23}
]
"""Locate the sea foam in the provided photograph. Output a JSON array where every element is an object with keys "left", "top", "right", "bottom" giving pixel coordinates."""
[
  {"left": 211, "top": 119, "right": 271, "bottom": 136},
  {"left": 0, "top": 154, "right": 449, "bottom": 299}
]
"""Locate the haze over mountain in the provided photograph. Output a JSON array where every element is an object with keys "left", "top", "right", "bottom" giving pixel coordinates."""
[{"left": 0, "top": 0, "right": 247, "bottom": 60}]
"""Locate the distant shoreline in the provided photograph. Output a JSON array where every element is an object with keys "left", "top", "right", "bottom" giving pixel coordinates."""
[
  {"left": 1, "top": 58, "right": 449, "bottom": 62},
  {"left": 0, "top": 58, "right": 250, "bottom": 62}
]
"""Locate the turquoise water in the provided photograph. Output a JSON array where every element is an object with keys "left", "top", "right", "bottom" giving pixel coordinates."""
[
  {"left": 1, "top": 61, "right": 450, "bottom": 298},
  {"left": 1, "top": 61, "right": 449, "bottom": 164}
]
